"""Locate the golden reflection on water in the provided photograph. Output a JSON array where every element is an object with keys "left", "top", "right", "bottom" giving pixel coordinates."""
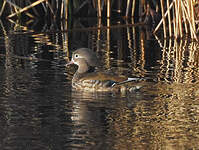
[{"left": 105, "top": 82, "right": 199, "bottom": 149}]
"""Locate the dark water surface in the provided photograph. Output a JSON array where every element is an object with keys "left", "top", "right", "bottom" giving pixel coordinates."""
[{"left": 0, "top": 18, "right": 199, "bottom": 150}]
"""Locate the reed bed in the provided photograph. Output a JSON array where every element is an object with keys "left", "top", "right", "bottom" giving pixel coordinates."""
[
  {"left": 154, "top": 0, "right": 198, "bottom": 40},
  {"left": 0, "top": 0, "right": 198, "bottom": 40}
]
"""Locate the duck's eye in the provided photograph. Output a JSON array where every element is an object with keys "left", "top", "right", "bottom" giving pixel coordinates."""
[{"left": 74, "top": 54, "right": 79, "bottom": 58}]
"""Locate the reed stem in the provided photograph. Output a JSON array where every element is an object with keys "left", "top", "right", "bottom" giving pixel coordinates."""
[
  {"left": 131, "top": 0, "right": 136, "bottom": 17},
  {"left": 154, "top": 0, "right": 174, "bottom": 34},
  {"left": 160, "top": 0, "right": 167, "bottom": 38},
  {"left": 167, "top": 0, "right": 172, "bottom": 37},
  {"left": 190, "top": 0, "right": 196, "bottom": 32},
  {"left": 97, "top": 0, "right": 101, "bottom": 17},
  {"left": 181, "top": 1, "right": 198, "bottom": 40},
  {"left": 7, "top": 0, "right": 46, "bottom": 18},
  {"left": 178, "top": 0, "right": 183, "bottom": 38},
  {"left": 27, "top": 0, "right": 39, "bottom": 16},
  {"left": 46, "top": 1, "right": 55, "bottom": 18},
  {"left": 5, "top": 0, "right": 34, "bottom": 18},
  {"left": 107, "top": 0, "right": 110, "bottom": 18},
  {"left": 181, "top": 1, "right": 188, "bottom": 34},
  {"left": 174, "top": 0, "right": 179, "bottom": 38},
  {"left": 126, "top": 0, "right": 131, "bottom": 17},
  {"left": 0, "top": 0, "right": 7, "bottom": 17},
  {"left": 64, "top": 0, "right": 68, "bottom": 20}
]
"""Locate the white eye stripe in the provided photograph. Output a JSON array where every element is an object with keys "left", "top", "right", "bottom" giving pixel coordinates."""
[{"left": 73, "top": 53, "right": 83, "bottom": 59}]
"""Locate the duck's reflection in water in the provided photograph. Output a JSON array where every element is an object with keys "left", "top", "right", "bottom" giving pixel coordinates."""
[{"left": 67, "top": 90, "right": 114, "bottom": 149}]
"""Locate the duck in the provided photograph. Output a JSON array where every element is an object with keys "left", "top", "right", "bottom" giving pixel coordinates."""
[{"left": 66, "top": 48, "right": 142, "bottom": 92}]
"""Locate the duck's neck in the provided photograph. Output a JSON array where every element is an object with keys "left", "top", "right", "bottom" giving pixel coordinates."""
[
  {"left": 73, "top": 66, "right": 96, "bottom": 82},
  {"left": 77, "top": 65, "right": 95, "bottom": 74},
  {"left": 77, "top": 62, "right": 88, "bottom": 74}
]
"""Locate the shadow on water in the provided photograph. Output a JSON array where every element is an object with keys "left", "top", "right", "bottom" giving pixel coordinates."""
[{"left": 0, "top": 18, "right": 199, "bottom": 149}]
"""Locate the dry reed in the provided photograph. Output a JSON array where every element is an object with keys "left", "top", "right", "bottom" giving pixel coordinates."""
[
  {"left": 0, "top": 0, "right": 198, "bottom": 41},
  {"left": 7, "top": 0, "right": 46, "bottom": 18},
  {"left": 97, "top": 0, "right": 101, "bottom": 17},
  {"left": 160, "top": 0, "right": 167, "bottom": 38},
  {"left": 154, "top": 0, "right": 198, "bottom": 41}
]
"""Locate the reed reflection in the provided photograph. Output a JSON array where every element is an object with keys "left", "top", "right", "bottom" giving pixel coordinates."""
[{"left": 157, "top": 36, "right": 199, "bottom": 83}]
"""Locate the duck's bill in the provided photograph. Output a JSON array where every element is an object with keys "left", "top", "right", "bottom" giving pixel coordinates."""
[{"left": 66, "top": 60, "right": 74, "bottom": 66}]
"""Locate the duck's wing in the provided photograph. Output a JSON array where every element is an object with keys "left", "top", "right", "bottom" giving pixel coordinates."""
[
  {"left": 80, "top": 72, "right": 128, "bottom": 82},
  {"left": 79, "top": 72, "right": 142, "bottom": 89},
  {"left": 76, "top": 72, "right": 125, "bottom": 89}
]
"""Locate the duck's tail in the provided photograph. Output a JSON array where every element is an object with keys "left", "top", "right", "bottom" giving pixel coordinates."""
[{"left": 111, "top": 77, "right": 142, "bottom": 87}]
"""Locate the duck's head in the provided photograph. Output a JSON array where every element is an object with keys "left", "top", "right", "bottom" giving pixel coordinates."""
[{"left": 67, "top": 48, "right": 100, "bottom": 74}]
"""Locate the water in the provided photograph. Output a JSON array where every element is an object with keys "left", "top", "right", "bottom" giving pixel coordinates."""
[{"left": 0, "top": 18, "right": 199, "bottom": 150}]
